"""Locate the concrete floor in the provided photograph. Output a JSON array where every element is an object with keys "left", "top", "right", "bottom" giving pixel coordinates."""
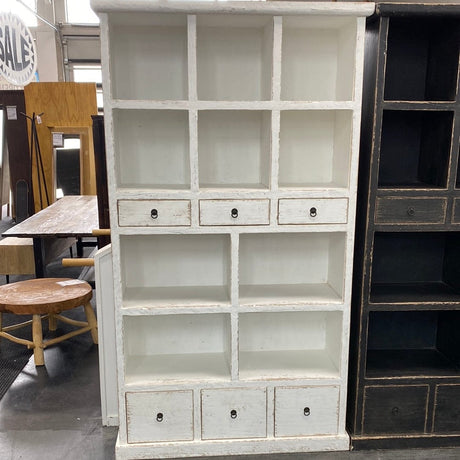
[{"left": 1, "top": 214, "right": 460, "bottom": 459}]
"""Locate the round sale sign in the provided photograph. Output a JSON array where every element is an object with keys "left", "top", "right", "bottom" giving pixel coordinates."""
[{"left": 0, "top": 12, "right": 37, "bottom": 86}]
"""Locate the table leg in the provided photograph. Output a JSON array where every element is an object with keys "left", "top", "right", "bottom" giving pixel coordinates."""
[{"left": 32, "top": 238, "right": 46, "bottom": 278}]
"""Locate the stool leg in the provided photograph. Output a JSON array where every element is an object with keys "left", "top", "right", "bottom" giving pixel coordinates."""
[
  {"left": 48, "top": 313, "right": 57, "bottom": 331},
  {"left": 32, "top": 314, "right": 44, "bottom": 366},
  {"left": 84, "top": 303, "right": 98, "bottom": 344}
]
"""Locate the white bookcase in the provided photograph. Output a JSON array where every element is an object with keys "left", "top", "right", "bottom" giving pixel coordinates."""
[{"left": 91, "top": 1, "right": 374, "bottom": 458}]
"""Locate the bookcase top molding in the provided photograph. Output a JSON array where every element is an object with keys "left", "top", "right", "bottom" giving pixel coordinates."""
[{"left": 90, "top": 0, "right": 375, "bottom": 17}]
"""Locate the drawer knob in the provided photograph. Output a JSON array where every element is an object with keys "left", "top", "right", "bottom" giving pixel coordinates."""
[
  {"left": 230, "top": 409, "right": 238, "bottom": 419},
  {"left": 407, "top": 207, "right": 415, "bottom": 217},
  {"left": 151, "top": 208, "right": 159, "bottom": 219},
  {"left": 231, "top": 208, "right": 238, "bottom": 219},
  {"left": 309, "top": 207, "right": 317, "bottom": 218},
  {"left": 392, "top": 407, "right": 399, "bottom": 416},
  {"left": 156, "top": 412, "right": 164, "bottom": 422},
  {"left": 304, "top": 407, "right": 311, "bottom": 416}
]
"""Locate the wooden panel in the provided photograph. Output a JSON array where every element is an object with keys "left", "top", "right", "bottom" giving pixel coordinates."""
[
  {"left": 199, "top": 199, "right": 269, "bottom": 226},
  {"left": 0, "top": 91, "right": 34, "bottom": 218},
  {"left": 433, "top": 385, "right": 460, "bottom": 433},
  {"left": 24, "top": 83, "right": 98, "bottom": 211},
  {"left": 274, "top": 386, "right": 339, "bottom": 437},
  {"left": 278, "top": 198, "right": 348, "bottom": 225},
  {"left": 126, "top": 391, "right": 194, "bottom": 443},
  {"left": 453, "top": 198, "right": 460, "bottom": 223},
  {"left": 375, "top": 197, "right": 447, "bottom": 225},
  {"left": 201, "top": 388, "right": 267, "bottom": 440},
  {"left": 362, "top": 385, "right": 429, "bottom": 435},
  {"left": 118, "top": 200, "right": 191, "bottom": 227},
  {"left": 0, "top": 237, "right": 35, "bottom": 275}
]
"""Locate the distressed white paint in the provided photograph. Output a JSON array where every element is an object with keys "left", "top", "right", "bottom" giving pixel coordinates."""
[
  {"left": 118, "top": 200, "right": 191, "bottom": 227},
  {"left": 126, "top": 391, "right": 194, "bottom": 443},
  {"left": 274, "top": 386, "right": 340, "bottom": 437},
  {"left": 93, "top": 0, "right": 374, "bottom": 455},
  {"left": 201, "top": 388, "right": 267, "bottom": 440},
  {"left": 278, "top": 198, "right": 348, "bottom": 225},
  {"left": 199, "top": 199, "right": 270, "bottom": 226}
]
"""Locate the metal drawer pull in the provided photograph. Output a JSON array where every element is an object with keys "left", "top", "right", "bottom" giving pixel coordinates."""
[
  {"left": 231, "top": 208, "right": 238, "bottom": 219},
  {"left": 304, "top": 407, "right": 310, "bottom": 416},
  {"left": 151, "top": 209, "right": 158, "bottom": 219},
  {"left": 156, "top": 412, "right": 164, "bottom": 422},
  {"left": 230, "top": 409, "right": 238, "bottom": 419},
  {"left": 392, "top": 407, "right": 399, "bottom": 416},
  {"left": 407, "top": 207, "right": 415, "bottom": 217},
  {"left": 309, "top": 207, "right": 317, "bottom": 218}
]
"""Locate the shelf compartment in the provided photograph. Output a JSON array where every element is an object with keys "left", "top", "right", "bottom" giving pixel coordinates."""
[
  {"left": 239, "top": 232, "right": 345, "bottom": 305},
  {"left": 114, "top": 109, "right": 190, "bottom": 190},
  {"left": 197, "top": 15, "right": 273, "bottom": 101},
  {"left": 384, "top": 17, "right": 459, "bottom": 102},
  {"left": 279, "top": 110, "right": 352, "bottom": 189},
  {"left": 239, "top": 311, "right": 342, "bottom": 380},
  {"left": 378, "top": 110, "right": 453, "bottom": 189},
  {"left": 281, "top": 17, "right": 356, "bottom": 101},
  {"left": 124, "top": 314, "right": 231, "bottom": 383},
  {"left": 120, "top": 234, "right": 231, "bottom": 308},
  {"left": 109, "top": 14, "right": 188, "bottom": 100},
  {"left": 370, "top": 232, "right": 460, "bottom": 304},
  {"left": 366, "top": 311, "right": 460, "bottom": 378},
  {"left": 198, "top": 111, "right": 271, "bottom": 189}
]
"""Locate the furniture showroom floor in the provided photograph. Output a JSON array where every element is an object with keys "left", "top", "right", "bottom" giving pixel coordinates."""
[{"left": 0, "top": 219, "right": 459, "bottom": 460}]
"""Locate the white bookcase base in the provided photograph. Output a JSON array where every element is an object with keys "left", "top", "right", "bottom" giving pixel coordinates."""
[{"left": 116, "top": 434, "right": 350, "bottom": 459}]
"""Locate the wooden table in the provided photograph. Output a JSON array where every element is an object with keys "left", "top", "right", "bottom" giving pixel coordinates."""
[{"left": 2, "top": 196, "right": 99, "bottom": 278}]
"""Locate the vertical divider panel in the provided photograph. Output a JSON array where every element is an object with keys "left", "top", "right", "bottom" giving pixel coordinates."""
[
  {"left": 188, "top": 15, "right": 198, "bottom": 102},
  {"left": 231, "top": 311, "right": 239, "bottom": 381},
  {"left": 231, "top": 232, "right": 239, "bottom": 307},
  {"left": 270, "top": 110, "right": 280, "bottom": 223},
  {"left": 266, "top": 386, "right": 275, "bottom": 438},
  {"left": 272, "top": 17, "right": 282, "bottom": 102},
  {"left": 189, "top": 109, "right": 199, "bottom": 201},
  {"left": 193, "top": 387, "right": 201, "bottom": 441}
]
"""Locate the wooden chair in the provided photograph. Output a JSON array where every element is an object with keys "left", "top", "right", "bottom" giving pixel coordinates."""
[{"left": 0, "top": 278, "right": 98, "bottom": 366}]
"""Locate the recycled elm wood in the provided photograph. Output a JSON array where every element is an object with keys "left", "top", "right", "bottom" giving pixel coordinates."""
[{"left": 0, "top": 278, "right": 98, "bottom": 366}]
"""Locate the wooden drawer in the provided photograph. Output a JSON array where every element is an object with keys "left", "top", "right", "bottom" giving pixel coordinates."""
[
  {"left": 201, "top": 388, "right": 267, "bottom": 440},
  {"left": 433, "top": 385, "right": 460, "bottom": 433},
  {"left": 274, "top": 386, "right": 339, "bottom": 437},
  {"left": 375, "top": 197, "right": 447, "bottom": 225},
  {"left": 126, "top": 391, "right": 193, "bottom": 443},
  {"left": 362, "top": 385, "right": 428, "bottom": 435},
  {"left": 118, "top": 200, "right": 191, "bottom": 227},
  {"left": 278, "top": 199, "right": 348, "bottom": 225},
  {"left": 453, "top": 198, "right": 460, "bottom": 224},
  {"left": 199, "top": 200, "right": 269, "bottom": 226}
]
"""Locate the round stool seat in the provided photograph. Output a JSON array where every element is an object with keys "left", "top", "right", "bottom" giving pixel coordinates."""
[{"left": 0, "top": 278, "right": 93, "bottom": 315}]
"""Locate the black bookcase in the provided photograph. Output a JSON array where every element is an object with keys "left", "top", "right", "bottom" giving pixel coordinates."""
[{"left": 348, "top": 3, "right": 460, "bottom": 449}]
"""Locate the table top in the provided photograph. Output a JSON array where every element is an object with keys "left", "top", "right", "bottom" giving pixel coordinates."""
[{"left": 3, "top": 195, "right": 99, "bottom": 238}]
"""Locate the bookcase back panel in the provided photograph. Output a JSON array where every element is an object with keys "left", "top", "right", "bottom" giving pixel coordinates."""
[
  {"left": 121, "top": 234, "right": 230, "bottom": 289},
  {"left": 198, "top": 110, "right": 270, "bottom": 188},
  {"left": 110, "top": 17, "right": 188, "bottom": 100},
  {"left": 197, "top": 16, "right": 273, "bottom": 101},
  {"left": 114, "top": 109, "right": 190, "bottom": 189},
  {"left": 378, "top": 110, "right": 452, "bottom": 188},
  {"left": 279, "top": 110, "right": 352, "bottom": 188},
  {"left": 384, "top": 17, "right": 459, "bottom": 102},
  {"left": 281, "top": 17, "right": 356, "bottom": 101}
]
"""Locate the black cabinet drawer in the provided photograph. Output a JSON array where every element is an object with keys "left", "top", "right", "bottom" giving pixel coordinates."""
[
  {"left": 375, "top": 197, "right": 447, "bottom": 225},
  {"left": 362, "top": 385, "right": 428, "bottom": 435},
  {"left": 453, "top": 199, "right": 460, "bottom": 224},
  {"left": 433, "top": 385, "right": 460, "bottom": 433}
]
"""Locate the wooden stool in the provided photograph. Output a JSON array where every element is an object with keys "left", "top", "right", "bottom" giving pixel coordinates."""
[{"left": 0, "top": 278, "right": 98, "bottom": 366}]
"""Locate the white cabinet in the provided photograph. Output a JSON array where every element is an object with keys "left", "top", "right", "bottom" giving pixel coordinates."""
[{"left": 92, "top": 0, "right": 373, "bottom": 457}]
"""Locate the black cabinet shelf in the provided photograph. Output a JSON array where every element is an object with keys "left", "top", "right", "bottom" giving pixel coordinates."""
[
  {"left": 365, "top": 311, "right": 460, "bottom": 379},
  {"left": 348, "top": 4, "right": 460, "bottom": 448}
]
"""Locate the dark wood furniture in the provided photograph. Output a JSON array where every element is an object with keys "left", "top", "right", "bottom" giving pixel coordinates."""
[
  {"left": 348, "top": 3, "right": 460, "bottom": 450},
  {"left": 0, "top": 278, "right": 97, "bottom": 366},
  {"left": 2, "top": 196, "right": 99, "bottom": 278}
]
